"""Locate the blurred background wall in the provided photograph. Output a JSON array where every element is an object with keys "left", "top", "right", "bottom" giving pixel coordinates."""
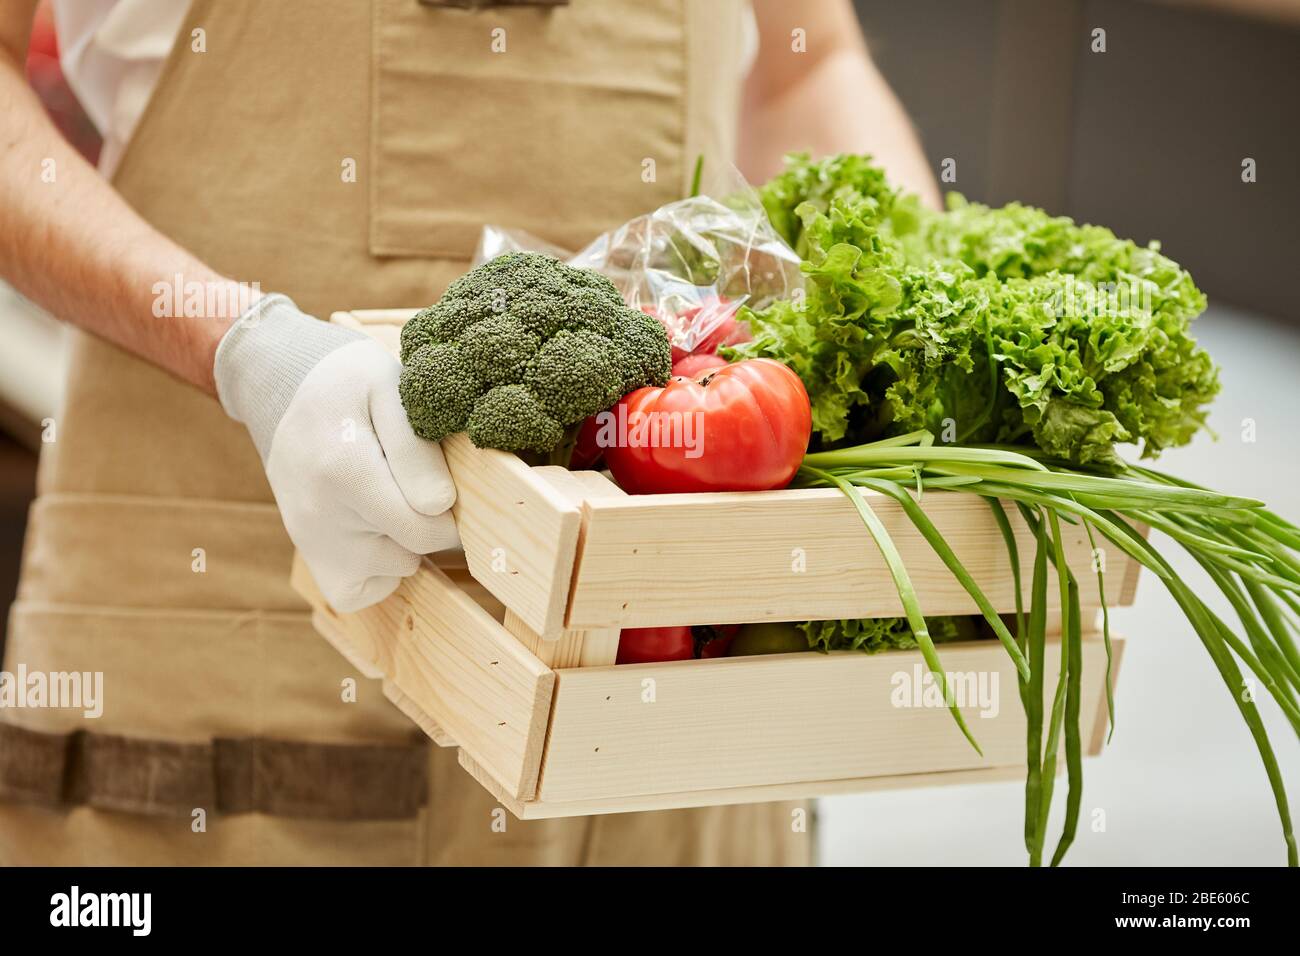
[{"left": 853, "top": 0, "right": 1300, "bottom": 321}]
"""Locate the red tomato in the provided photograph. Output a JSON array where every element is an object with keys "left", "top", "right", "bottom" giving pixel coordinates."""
[
  {"left": 671, "top": 352, "right": 728, "bottom": 378},
  {"left": 617, "top": 626, "right": 694, "bottom": 664},
  {"left": 604, "top": 359, "right": 812, "bottom": 494},
  {"left": 567, "top": 413, "right": 604, "bottom": 470}
]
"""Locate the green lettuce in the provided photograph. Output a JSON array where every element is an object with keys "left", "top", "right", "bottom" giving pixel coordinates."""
[
  {"left": 799, "top": 615, "right": 973, "bottom": 653},
  {"left": 731, "top": 154, "right": 1220, "bottom": 464}
]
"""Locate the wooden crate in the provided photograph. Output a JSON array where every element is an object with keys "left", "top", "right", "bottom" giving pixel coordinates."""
[{"left": 290, "top": 309, "right": 1139, "bottom": 817}]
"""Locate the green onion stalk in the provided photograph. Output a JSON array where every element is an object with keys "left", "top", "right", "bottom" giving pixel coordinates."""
[{"left": 796, "top": 430, "right": 1299, "bottom": 867}]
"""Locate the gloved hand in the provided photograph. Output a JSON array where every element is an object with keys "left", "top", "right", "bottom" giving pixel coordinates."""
[{"left": 214, "top": 294, "right": 459, "bottom": 611}]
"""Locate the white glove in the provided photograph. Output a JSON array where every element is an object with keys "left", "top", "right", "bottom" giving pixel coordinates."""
[{"left": 214, "top": 294, "right": 459, "bottom": 612}]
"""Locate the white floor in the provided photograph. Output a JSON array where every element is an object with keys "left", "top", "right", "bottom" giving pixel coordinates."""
[{"left": 817, "top": 303, "right": 1300, "bottom": 866}]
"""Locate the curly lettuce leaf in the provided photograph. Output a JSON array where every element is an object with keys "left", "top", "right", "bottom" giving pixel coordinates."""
[
  {"left": 799, "top": 615, "right": 971, "bottom": 653},
  {"left": 759, "top": 151, "right": 898, "bottom": 256},
  {"left": 734, "top": 157, "right": 1219, "bottom": 463}
]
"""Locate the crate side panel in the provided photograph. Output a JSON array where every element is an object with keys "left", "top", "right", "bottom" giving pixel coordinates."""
[
  {"left": 292, "top": 556, "right": 554, "bottom": 800},
  {"left": 442, "top": 433, "right": 582, "bottom": 639},
  {"left": 460, "top": 749, "right": 1034, "bottom": 819},
  {"left": 537, "top": 635, "right": 1118, "bottom": 802},
  {"left": 566, "top": 488, "right": 1138, "bottom": 628}
]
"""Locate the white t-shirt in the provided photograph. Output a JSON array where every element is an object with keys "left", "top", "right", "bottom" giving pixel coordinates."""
[
  {"left": 51, "top": 0, "right": 190, "bottom": 177},
  {"left": 52, "top": 1, "right": 758, "bottom": 180}
]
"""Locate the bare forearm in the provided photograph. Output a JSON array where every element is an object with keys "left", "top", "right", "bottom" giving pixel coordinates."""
[
  {"left": 740, "top": 0, "right": 942, "bottom": 209},
  {"left": 0, "top": 56, "right": 244, "bottom": 394}
]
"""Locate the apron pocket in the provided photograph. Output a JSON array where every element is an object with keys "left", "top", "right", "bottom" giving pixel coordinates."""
[{"left": 369, "top": 0, "right": 687, "bottom": 259}]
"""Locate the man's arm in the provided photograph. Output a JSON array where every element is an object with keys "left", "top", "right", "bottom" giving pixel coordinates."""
[
  {"left": 0, "top": 1, "right": 245, "bottom": 395},
  {"left": 740, "top": 0, "right": 942, "bottom": 208}
]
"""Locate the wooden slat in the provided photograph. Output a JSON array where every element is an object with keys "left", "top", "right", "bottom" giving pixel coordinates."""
[
  {"left": 540, "top": 467, "right": 627, "bottom": 500},
  {"left": 438, "top": 564, "right": 507, "bottom": 622},
  {"left": 382, "top": 682, "right": 457, "bottom": 747},
  {"left": 341, "top": 308, "right": 421, "bottom": 325},
  {"left": 462, "top": 751, "right": 1044, "bottom": 820},
  {"left": 564, "top": 488, "right": 1141, "bottom": 629},
  {"left": 536, "top": 634, "right": 1121, "bottom": 803},
  {"left": 502, "top": 610, "right": 620, "bottom": 670},
  {"left": 441, "top": 433, "right": 583, "bottom": 640},
  {"left": 509, "top": 468, "right": 624, "bottom": 665},
  {"left": 291, "top": 555, "right": 554, "bottom": 800},
  {"left": 310, "top": 609, "right": 384, "bottom": 681},
  {"left": 577, "top": 631, "right": 622, "bottom": 668}
]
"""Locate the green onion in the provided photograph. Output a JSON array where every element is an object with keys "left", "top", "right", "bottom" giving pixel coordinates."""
[
  {"left": 801, "top": 465, "right": 982, "bottom": 754},
  {"left": 794, "top": 429, "right": 1299, "bottom": 866},
  {"left": 852, "top": 476, "right": 1029, "bottom": 681},
  {"left": 1082, "top": 520, "right": 1116, "bottom": 743}
]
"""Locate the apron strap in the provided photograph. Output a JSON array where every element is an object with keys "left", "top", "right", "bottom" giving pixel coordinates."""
[{"left": 0, "top": 723, "right": 427, "bottom": 821}]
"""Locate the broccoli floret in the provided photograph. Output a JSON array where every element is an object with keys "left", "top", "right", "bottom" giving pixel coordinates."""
[
  {"left": 524, "top": 330, "right": 624, "bottom": 420},
  {"left": 398, "top": 252, "right": 671, "bottom": 456},
  {"left": 457, "top": 314, "right": 540, "bottom": 385},
  {"left": 400, "top": 299, "right": 488, "bottom": 362},
  {"left": 562, "top": 287, "right": 622, "bottom": 337},
  {"left": 467, "top": 384, "right": 563, "bottom": 452},
  {"left": 612, "top": 309, "right": 677, "bottom": 393},
  {"left": 399, "top": 343, "right": 480, "bottom": 441}
]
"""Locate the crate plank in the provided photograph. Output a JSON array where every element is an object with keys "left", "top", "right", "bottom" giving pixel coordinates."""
[
  {"left": 441, "top": 433, "right": 583, "bottom": 640},
  {"left": 462, "top": 751, "right": 1038, "bottom": 819},
  {"left": 291, "top": 556, "right": 554, "bottom": 800},
  {"left": 563, "top": 489, "right": 1138, "bottom": 629},
  {"left": 536, "top": 634, "right": 1120, "bottom": 802},
  {"left": 502, "top": 610, "right": 619, "bottom": 669},
  {"left": 382, "top": 682, "right": 457, "bottom": 748}
]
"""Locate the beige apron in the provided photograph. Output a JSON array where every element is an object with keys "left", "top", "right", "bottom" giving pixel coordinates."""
[{"left": 0, "top": 0, "right": 811, "bottom": 865}]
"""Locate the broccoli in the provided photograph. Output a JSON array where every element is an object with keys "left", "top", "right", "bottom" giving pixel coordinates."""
[{"left": 399, "top": 252, "right": 671, "bottom": 460}]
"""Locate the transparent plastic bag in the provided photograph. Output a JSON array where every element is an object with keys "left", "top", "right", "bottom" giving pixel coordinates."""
[{"left": 472, "top": 164, "right": 801, "bottom": 365}]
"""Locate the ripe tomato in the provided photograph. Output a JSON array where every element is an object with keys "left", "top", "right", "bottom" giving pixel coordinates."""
[
  {"left": 616, "top": 626, "right": 695, "bottom": 664},
  {"left": 604, "top": 359, "right": 812, "bottom": 494},
  {"left": 567, "top": 413, "right": 605, "bottom": 470}
]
